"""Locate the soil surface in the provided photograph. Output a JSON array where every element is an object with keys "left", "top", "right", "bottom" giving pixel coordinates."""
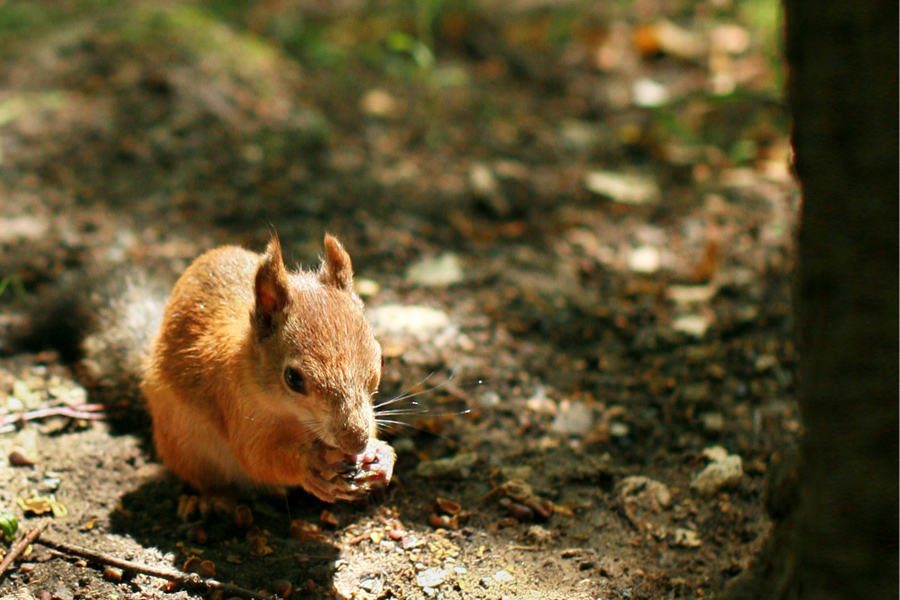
[{"left": 0, "top": 2, "right": 798, "bottom": 599}]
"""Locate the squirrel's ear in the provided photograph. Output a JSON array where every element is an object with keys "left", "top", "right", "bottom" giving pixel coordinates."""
[
  {"left": 320, "top": 234, "right": 354, "bottom": 292},
  {"left": 255, "top": 236, "right": 291, "bottom": 336}
]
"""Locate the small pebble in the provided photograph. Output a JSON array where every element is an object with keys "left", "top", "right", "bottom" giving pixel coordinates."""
[
  {"left": 493, "top": 570, "right": 514, "bottom": 583},
  {"left": 627, "top": 245, "right": 661, "bottom": 274},
  {"left": 691, "top": 447, "right": 743, "bottom": 496},
  {"left": 416, "top": 567, "right": 448, "bottom": 588},
  {"left": 406, "top": 253, "right": 463, "bottom": 287},
  {"left": 584, "top": 171, "right": 661, "bottom": 205}
]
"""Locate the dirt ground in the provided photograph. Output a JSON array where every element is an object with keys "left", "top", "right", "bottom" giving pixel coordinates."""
[{"left": 0, "top": 2, "right": 799, "bottom": 599}]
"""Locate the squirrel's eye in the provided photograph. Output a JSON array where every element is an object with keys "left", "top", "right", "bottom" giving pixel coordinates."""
[{"left": 284, "top": 367, "right": 307, "bottom": 395}]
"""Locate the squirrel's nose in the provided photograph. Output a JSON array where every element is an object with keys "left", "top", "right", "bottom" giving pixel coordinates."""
[{"left": 336, "top": 422, "right": 368, "bottom": 455}]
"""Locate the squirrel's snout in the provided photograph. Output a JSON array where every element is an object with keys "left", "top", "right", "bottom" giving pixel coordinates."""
[{"left": 337, "top": 429, "right": 368, "bottom": 455}]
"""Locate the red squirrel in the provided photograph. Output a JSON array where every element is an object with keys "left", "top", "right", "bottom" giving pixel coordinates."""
[
  {"left": 142, "top": 234, "right": 394, "bottom": 501},
  {"left": 12, "top": 234, "right": 394, "bottom": 502}
]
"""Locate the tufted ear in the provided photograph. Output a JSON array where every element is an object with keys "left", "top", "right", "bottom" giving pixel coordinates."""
[
  {"left": 254, "top": 235, "right": 291, "bottom": 337},
  {"left": 319, "top": 234, "right": 354, "bottom": 292}
]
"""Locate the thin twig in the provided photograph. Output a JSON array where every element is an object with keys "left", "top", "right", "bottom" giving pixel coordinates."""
[
  {"left": 0, "top": 518, "right": 52, "bottom": 580},
  {"left": 36, "top": 536, "right": 275, "bottom": 600},
  {"left": 0, "top": 404, "right": 108, "bottom": 434}
]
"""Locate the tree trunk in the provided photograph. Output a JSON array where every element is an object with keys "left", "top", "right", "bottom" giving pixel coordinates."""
[
  {"left": 726, "top": 1, "right": 898, "bottom": 598},
  {"left": 788, "top": 0, "right": 899, "bottom": 597}
]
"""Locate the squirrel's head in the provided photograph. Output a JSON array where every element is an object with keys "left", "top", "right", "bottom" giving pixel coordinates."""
[{"left": 252, "top": 233, "right": 381, "bottom": 456}]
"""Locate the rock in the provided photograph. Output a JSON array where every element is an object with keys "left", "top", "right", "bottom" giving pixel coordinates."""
[
  {"left": 700, "top": 412, "right": 725, "bottom": 433},
  {"left": 632, "top": 78, "right": 670, "bottom": 107},
  {"left": 627, "top": 245, "right": 662, "bottom": 273},
  {"left": 710, "top": 24, "right": 751, "bottom": 55},
  {"left": 493, "top": 570, "right": 514, "bottom": 583},
  {"left": 354, "top": 278, "right": 381, "bottom": 298},
  {"left": 650, "top": 19, "right": 706, "bottom": 60},
  {"left": 691, "top": 446, "right": 743, "bottom": 496},
  {"left": 609, "top": 421, "right": 630, "bottom": 438},
  {"left": 368, "top": 304, "right": 451, "bottom": 336},
  {"left": 672, "top": 314, "right": 711, "bottom": 338},
  {"left": 51, "top": 585, "right": 74, "bottom": 600},
  {"left": 0, "top": 216, "right": 48, "bottom": 243},
  {"left": 584, "top": 170, "right": 661, "bottom": 205},
  {"left": 526, "top": 525, "right": 553, "bottom": 545},
  {"left": 666, "top": 284, "right": 717, "bottom": 304},
  {"left": 406, "top": 253, "right": 463, "bottom": 287},
  {"left": 754, "top": 354, "right": 778, "bottom": 372},
  {"left": 360, "top": 89, "right": 398, "bottom": 118},
  {"left": 359, "top": 575, "right": 383, "bottom": 594},
  {"left": 416, "top": 567, "right": 448, "bottom": 588},
  {"left": 469, "top": 163, "right": 499, "bottom": 198},
  {"left": 551, "top": 401, "right": 594, "bottom": 436},
  {"left": 616, "top": 476, "right": 672, "bottom": 511},
  {"left": 674, "top": 528, "right": 702, "bottom": 547},
  {"left": 416, "top": 452, "right": 480, "bottom": 479}
]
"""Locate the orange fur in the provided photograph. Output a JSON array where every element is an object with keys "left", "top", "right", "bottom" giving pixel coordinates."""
[{"left": 141, "top": 235, "right": 383, "bottom": 499}]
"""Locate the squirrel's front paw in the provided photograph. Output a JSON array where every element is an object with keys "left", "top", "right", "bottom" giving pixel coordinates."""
[
  {"left": 303, "top": 439, "right": 395, "bottom": 503},
  {"left": 350, "top": 438, "right": 395, "bottom": 490}
]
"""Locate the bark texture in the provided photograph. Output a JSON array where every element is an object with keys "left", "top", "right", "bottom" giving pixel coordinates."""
[
  {"left": 727, "top": 1, "right": 898, "bottom": 598},
  {"left": 787, "top": 0, "right": 899, "bottom": 597}
]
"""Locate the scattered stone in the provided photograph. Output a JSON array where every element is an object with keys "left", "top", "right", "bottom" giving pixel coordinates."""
[
  {"left": 51, "top": 585, "right": 74, "bottom": 600},
  {"left": 673, "top": 528, "right": 702, "bottom": 548},
  {"left": 551, "top": 401, "right": 594, "bottom": 436},
  {"left": 406, "top": 253, "right": 463, "bottom": 287},
  {"left": 700, "top": 412, "right": 725, "bottom": 433},
  {"left": 710, "top": 24, "right": 751, "bottom": 55},
  {"left": 358, "top": 576, "right": 382, "bottom": 594},
  {"left": 493, "top": 570, "right": 514, "bottom": 583},
  {"left": 691, "top": 446, "right": 743, "bottom": 496},
  {"left": 754, "top": 354, "right": 778, "bottom": 372},
  {"left": 354, "top": 278, "right": 381, "bottom": 298},
  {"left": 0, "top": 216, "right": 48, "bottom": 243},
  {"left": 672, "top": 314, "right": 710, "bottom": 338},
  {"left": 584, "top": 170, "right": 661, "bottom": 205},
  {"left": 666, "top": 284, "right": 717, "bottom": 304},
  {"left": 478, "top": 390, "right": 501, "bottom": 409},
  {"left": 416, "top": 567, "right": 448, "bottom": 588},
  {"left": 650, "top": 19, "right": 706, "bottom": 61},
  {"left": 632, "top": 78, "right": 670, "bottom": 107},
  {"left": 617, "top": 476, "right": 672, "bottom": 511},
  {"left": 416, "top": 452, "right": 480, "bottom": 479},
  {"left": 360, "top": 89, "right": 398, "bottom": 118},
  {"left": 627, "top": 245, "right": 662, "bottom": 273},
  {"left": 469, "top": 163, "right": 500, "bottom": 198},
  {"left": 368, "top": 304, "right": 451, "bottom": 336},
  {"left": 525, "top": 525, "right": 553, "bottom": 545},
  {"left": 608, "top": 421, "right": 630, "bottom": 438},
  {"left": 525, "top": 386, "right": 556, "bottom": 415}
]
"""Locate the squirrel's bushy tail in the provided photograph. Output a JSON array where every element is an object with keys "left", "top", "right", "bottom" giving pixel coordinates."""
[{"left": 7, "top": 267, "right": 170, "bottom": 408}]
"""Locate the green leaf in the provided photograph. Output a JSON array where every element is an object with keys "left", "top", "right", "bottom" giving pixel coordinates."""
[{"left": 0, "top": 512, "right": 19, "bottom": 543}]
